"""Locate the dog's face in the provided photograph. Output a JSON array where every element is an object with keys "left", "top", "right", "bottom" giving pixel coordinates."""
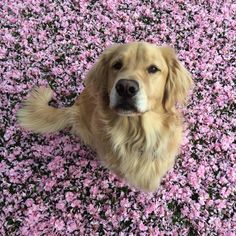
[
  {"left": 86, "top": 42, "right": 193, "bottom": 116},
  {"left": 107, "top": 43, "right": 170, "bottom": 116}
]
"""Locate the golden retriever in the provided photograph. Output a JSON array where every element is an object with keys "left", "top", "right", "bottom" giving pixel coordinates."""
[{"left": 17, "top": 42, "right": 193, "bottom": 192}]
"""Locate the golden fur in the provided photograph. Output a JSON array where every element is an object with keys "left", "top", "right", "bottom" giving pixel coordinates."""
[{"left": 17, "top": 42, "right": 193, "bottom": 192}]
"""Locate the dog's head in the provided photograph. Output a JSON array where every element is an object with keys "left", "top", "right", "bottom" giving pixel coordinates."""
[{"left": 85, "top": 42, "right": 193, "bottom": 116}]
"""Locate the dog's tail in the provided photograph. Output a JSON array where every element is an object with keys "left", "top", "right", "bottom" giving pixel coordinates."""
[{"left": 17, "top": 87, "right": 73, "bottom": 133}]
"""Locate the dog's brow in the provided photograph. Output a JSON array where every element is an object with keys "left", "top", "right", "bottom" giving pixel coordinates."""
[{"left": 111, "top": 55, "right": 123, "bottom": 65}]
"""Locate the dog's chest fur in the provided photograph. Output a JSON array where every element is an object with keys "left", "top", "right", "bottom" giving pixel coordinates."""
[{"left": 94, "top": 111, "right": 181, "bottom": 191}]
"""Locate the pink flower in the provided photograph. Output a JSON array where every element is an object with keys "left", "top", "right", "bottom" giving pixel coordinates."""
[
  {"left": 205, "top": 115, "right": 214, "bottom": 125},
  {"left": 220, "top": 187, "right": 231, "bottom": 198},
  {"left": 188, "top": 172, "right": 200, "bottom": 187},
  {"left": 47, "top": 156, "right": 64, "bottom": 171},
  {"left": 0, "top": 47, "right": 7, "bottom": 59},
  {"left": 44, "top": 178, "right": 56, "bottom": 191},
  {"left": 54, "top": 219, "right": 65, "bottom": 231},
  {"left": 67, "top": 220, "right": 77, "bottom": 232},
  {"left": 51, "top": 66, "right": 64, "bottom": 76},
  {"left": 221, "top": 135, "right": 234, "bottom": 151},
  {"left": 139, "top": 222, "right": 148, "bottom": 231},
  {"left": 71, "top": 199, "right": 81, "bottom": 207},
  {"left": 216, "top": 199, "right": 226, "bottom": 209},
  {"left": 3, "top": 33, "right": 15, "bottom": 43},
  {"left": 56, "top": 200, "right": 66, "bottom": 211},
  {"left": 197, "top": 165, "right": 206, "bottom": 178},
  {"left": 65, "top": 192, "right": 75, "bottom": 202}
]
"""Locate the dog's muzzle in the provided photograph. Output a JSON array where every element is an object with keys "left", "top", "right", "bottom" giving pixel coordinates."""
[{"left": 112, "top": 79, "right": 140, "bottom": 114}]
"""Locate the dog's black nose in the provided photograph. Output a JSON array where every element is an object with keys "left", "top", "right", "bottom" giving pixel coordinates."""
[{"left": 115, "top": 79, "right": 139, "bottom": 98}]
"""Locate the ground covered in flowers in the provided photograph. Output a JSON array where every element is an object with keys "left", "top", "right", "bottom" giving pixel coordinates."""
[{"left": 0, "top": 0, "right": 235, "bottom": 235}]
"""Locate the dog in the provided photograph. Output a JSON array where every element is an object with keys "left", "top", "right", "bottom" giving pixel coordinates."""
[{"left": 17, "top": 42, "right": 193, "bottom": 192}]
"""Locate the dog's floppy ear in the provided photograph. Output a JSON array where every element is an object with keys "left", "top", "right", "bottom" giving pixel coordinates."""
[
  {"left": 161, "top": 46, "right": 193, "bottom": 110},
  {"left": 84, "top": 51, "right": 107, "bottom": 97},
  {"left": 85, "top": 44, "right": 120, "bottom": 98}
]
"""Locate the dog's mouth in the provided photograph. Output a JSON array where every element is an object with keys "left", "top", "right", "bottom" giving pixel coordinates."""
[
  {"left": 114, "top": 101, "right": 141, "bottom": 116},
  {"left": 109, "top": 87, "right": 147, "bottom": 116}
]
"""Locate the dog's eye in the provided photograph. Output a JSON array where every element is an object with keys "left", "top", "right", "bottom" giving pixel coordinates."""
[
  {"left": 147, "top": 65, "right": 160, "bottom": 74},
  {"left": 112, "top": 61, "right": 123, "bottom": 70}
]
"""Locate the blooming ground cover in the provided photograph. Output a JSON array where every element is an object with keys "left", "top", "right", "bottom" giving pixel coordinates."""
[{"left": 0, "top": 0, "right": 235, "bottom": 235}]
